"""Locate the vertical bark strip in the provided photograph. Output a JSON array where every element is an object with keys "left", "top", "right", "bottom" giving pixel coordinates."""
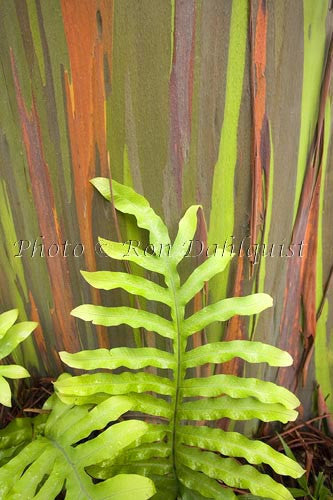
[
  {"left": 315, "top": 99, "right": 333, "bottom": 424},
  {"left": 249, "top": 0, "right": 268, "bottom": 276},
  {"left": 207, "top": 0, "right": 248, "bottom": 342},
  {"left": 10, "top": 52, "right": 81, "bottom": 354},
  {"left": 278, "top": 34, "right": 333, "bottom": 390},
  {"left": 292, "top": 1, "right": 329, "bottom": 218},
  {"left": 61, "top": 0, "right": 113, "bottom": 348},
  {"left": 165, "top": 0, "right": 196, "bottom": 213}
]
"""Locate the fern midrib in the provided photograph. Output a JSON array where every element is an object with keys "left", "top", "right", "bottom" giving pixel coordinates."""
[
  {"left": 50, "top": 437, "right": 93, "bottom": 499},
  {"left": 165, "top": 263, "right": 184, "bottom": 483}
]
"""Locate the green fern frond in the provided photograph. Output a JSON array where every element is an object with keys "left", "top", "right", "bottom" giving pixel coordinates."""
[
  {"left": 0, "top": 415, "right": 44, "bottom": 467},
  {"left": 56, "top": 179, "right": 305, "bottom": 499},
  {"left": 0, "top": 309, "right": 37, "bottom": 407},
  {"left": 0, "top": 376, "right": 155, "bottom": 499}
]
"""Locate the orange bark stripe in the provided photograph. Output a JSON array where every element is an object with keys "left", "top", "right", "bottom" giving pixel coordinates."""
[
  {"left": 61, "top": 0, "right": 113, "bottom": 347},
  {"left": 250, "top": 0, "right": 268, "bottom": 273}
]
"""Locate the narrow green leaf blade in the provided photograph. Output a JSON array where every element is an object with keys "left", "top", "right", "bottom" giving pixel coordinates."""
[
  {"left": 0, "top": 309, "right": 18, "bottom": 340},
  {"left": 0, "top": 418, "right": 32, "bottom": 452},
  {"left": 76, "top": 420, "right": 149, "bottom": 467},
  {"left": 177, "top": 464, "right": 236, "bottom": 499},
  {"left": 44, "top": 393, "right": 74, "bottom": 435},
  {"left": 0, "top": 322, "right": 38, "bottom": 359},
  {"left": 181, "top": 375, "right": 300, "bottom": 409},
  {"left": 94, "top": 473, "right": 156, "bottom": 500},
  {"left": 133, "top": 423, "right": 170, "bottom": 446},
  {"left": 0, "top": 364, "right": 30, "bottom": 379},
  {"left": 119, "top": 442, "right": 170, "bottom": 462},
  {"left": 179, "top": 253, "right": 234, "bottom": 305},
  {"left": 71, "top": 305, "right": 174, "bottom": 339},
  {"left": 0, "top": 376, "right": 11, "bottom": 407},
  {"left": 277, "top": 434, "right": 308, "bottom": 491},
  {"left": 183, "top": 294, "right": 273, "bottom": 337},
  {"left": 0, "top": 440, "right": 49, "bottom": 497},
  {"left": 171, "top": 205, "right": 201, "bottom": 265},
  {"left": 90, "top": 176, "right": 111, "bottom": 201},
  {"left": 81, "top": 270, "right": 171, "bottom": 306},
  {"left": 88, "top": 422, "right": 168, "bottom": 471},
  {"left": 55, "top": 392, "right": 109, "bottom": 406},
  {"left": 90, "top": 458, "right": 173, "bottom": 479},
  {"left": 55, "top": 372, "right": 175, "bottom": 398},
  {"left": 32, "top": 459, "right": 64, "bottom": 500},
  {"left": 180, "top": 396, "right": 298, "bottom": 423},
  {"left": 184, "top": 341, "right": 293, "bottom": 369},
  {"left": 58, "top": 395, "right": 135, "bottom": 445},
  {"left": 131, "top": 393, "right": 173, "bottom": 419},
  {"left": 91, "top": 178, "right": 170, "bottom": 245},
  {"left": 8, "top": 446, "right": 57, "bottom": 497},
  {"left": 60, "top": 347, "right": 176, "bottom": 371},
  {"left": 99, "top": 237, "right": 165, "bottom": 275}
]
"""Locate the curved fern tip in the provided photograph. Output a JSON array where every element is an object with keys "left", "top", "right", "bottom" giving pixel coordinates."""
[
  {"left": 80, "top": 270, "right": 91, "bottom": 282},
  {"left": 70, "top": 305, "right": 85, "bottom": 319},
  {"left": 285, "top": 351, "right": 294, "bottom": 367},
  {"left": 90, "top": 177, "right": 103, "bottom": 186},
  {"left": 261, "top": 293, "right": 273, "bottom": 307},
  {"left": 98, "top": 236, "right": 108, "bottom": 246},
  {"left": 58, "top": 351, "right": 69, "bottom": 363},
  {"left": 18, "top": 366, "right": 30, "bottom": 378},
  {"left": 253, "top": 293, "right": 274, "bottom": 313}
]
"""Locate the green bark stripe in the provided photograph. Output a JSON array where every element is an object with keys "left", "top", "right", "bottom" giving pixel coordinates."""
[
  {"left": 315, "top": 302, "right": 332, "bottom": 411},
  {"left": 27, "top": 0, "right": 46, "bottom": 86},
  {"left": 39, "top": 0, "right": 73, "bottom": 202},
  {"left": 315, "top": 100, "right": 332, "bottom": 414},
  {"left": 316, "top": 101, "right": 331, "bottom": 308},
  {"left": 293, "top": 0, "right": 328, "bottom": 221},
  {"left": 207, "top": 0, "right": 248, "bottom": 341}
]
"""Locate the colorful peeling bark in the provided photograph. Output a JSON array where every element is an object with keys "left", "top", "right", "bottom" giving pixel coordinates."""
[
  {"left": 0, "top": 0, "right": 332, "bottom": 420},
  {"left": 61, "top": 0, "right": 113, "bottom": 348},
  {"left": 249, "top": 0, "right": 268, "bottom": 276},
  {"left": 11, "top": 51, "right": 80, "bottom": 355}
]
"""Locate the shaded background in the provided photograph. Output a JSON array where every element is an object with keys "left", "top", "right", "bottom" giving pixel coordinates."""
[{"left": 0, "top": 0, "right": 332, "bottom": 422}]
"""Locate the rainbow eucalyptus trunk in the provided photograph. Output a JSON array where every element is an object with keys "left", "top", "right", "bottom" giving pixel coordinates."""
[{"left": 0, "top": 0, "right": 332, "bottom": 421}]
